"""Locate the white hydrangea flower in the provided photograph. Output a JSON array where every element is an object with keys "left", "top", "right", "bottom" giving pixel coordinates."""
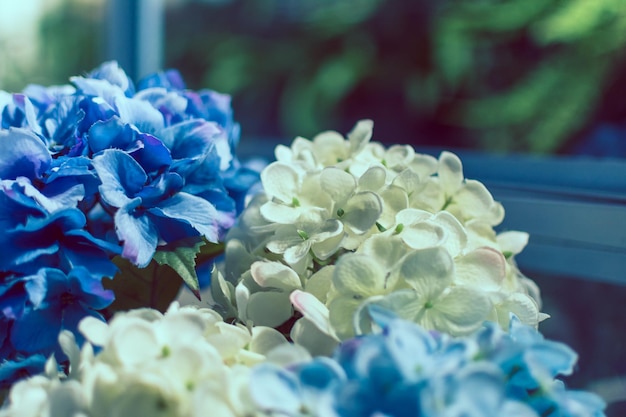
[
  {"left": 0, "top": 303, "right": 290, "bottom": 417},
  {"left": 216, "top": 119, "right": 544, "bottom": 351}
]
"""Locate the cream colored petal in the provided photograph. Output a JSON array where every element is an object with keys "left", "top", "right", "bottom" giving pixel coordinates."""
[
  {"left": 250, "top": 261, "right": 302, "bottom": 291},
  {"left": 260, "top": 162, "right": 300, "bottom": 203},
  {"left": 455, "top": 247, "right": 506, "bottom": 291},
  {"left": 246, "top": 292, "right": 293, "bottom": 328}
]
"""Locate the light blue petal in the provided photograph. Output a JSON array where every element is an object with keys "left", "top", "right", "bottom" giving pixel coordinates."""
[
  {"left": 114, "top": 201, "right": 158, "bottom": 267},
  {"left": 150, "top": 192, "right": 219, "bottom": 242},
  {"left": 92, "top": 149, "right": 147, "bottom": 207},
  {"left": 0, "top": 128, "right": 51, "bottom": 180}
]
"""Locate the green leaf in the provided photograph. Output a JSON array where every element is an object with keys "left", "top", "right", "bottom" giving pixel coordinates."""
[{"left": 101, "top": 238, "right": 225, "bottom": 316}]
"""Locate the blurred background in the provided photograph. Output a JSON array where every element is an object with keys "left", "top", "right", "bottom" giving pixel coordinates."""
[{"left": 1, "top": 0, "right": 625, "bottom": 414}]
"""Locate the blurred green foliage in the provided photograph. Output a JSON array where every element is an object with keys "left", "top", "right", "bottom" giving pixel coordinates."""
[
  {"left": 0, "top": 0, "right": 103, "bottom": 92},
  {"left": 165, "top": 0, "right": 626, "bottom": 153}
]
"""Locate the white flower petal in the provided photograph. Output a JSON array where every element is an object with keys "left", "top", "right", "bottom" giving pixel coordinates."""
[
  {"left": 497, "top": 231, "right": 530, "bottom": 255},
  {"left": 250, "top": 261, "right": 302, "bottom": 291},
  {"left": 401, "top": 222, "right": 445, "bottom": 250},
  {"left": 342, "top": 191, "right": 382, "bottom": 234},
  {"left": 358, "top": 166, "right": 387, "bottom": 191},
  {"left": 454, "top": 180, "right": 497, "bottom": 219},
  {"left": 246, "top": 292, "right": 293, "bottom": 328},
  {"left": 304, "top": 266, "right": 334, "bottom": 303},
  {"left": 261, "top": 162, "right": 300, "bottom": 203},
  {"left": 332, "top": 254, "right": 387, "bottom": 296},
  {"left": 249, "top": 327, "right": 289, "bottom": 356},
  {"left": 290, "top": 318, "right": 339, "bottom": 356},
  {"left": 455, "top": 247, "right": 506, "bottom": 291},
  {"left": 78, "top": 316, "right": 110, "bottom": 347},
  {"left": 377, "top": 185, "right": 409, "bottom": 229},
  {"left": 399, "top": 247, "right": 454, "bottom": 297},
  {"left": 320, "top": 167, "right": 356, "bottom": 202},
  {"left": 347, "top": 119, "right": 373, "bottom": 154},
  {"left": 429, "top": 287, "right": 492, "bottom": 335},
  {"left": 438, "top": 151, "right": 464, "bottom": 193},
  {"left": 327, "top": 295, "right": 364, "bottom": 340}
]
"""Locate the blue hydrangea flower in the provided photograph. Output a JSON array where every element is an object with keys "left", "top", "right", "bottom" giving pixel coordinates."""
[
  {"left": 250, "top": 310, "right": 607, "bottom": 417},
  {"left": 8, "top": 267, "right": 114, "bottom": 355},
  {"left": 0, "top": 61, "right": 256, "bottom": 390},
  {"left": 0, "top": 354, "right": 47, "bottom": 390}
]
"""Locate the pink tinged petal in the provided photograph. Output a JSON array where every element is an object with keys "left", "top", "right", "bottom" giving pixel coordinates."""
[
  {"left": 497, "top": 231, "right": 530, "bottom": 255},
  {"left": 341, "top": 191, "right": 383, "bottom": 234},
  {"left": 438, "top": 151, "right": 464, "bottom": 193},
  {"left": 358, "top": 166, "right": 386, "bottom": 191},
  {"left": 260, "top": 162, "right": 300, "bottom": 203},
  {"left": 347, "top": 119, "right": 373, "bottom": 154},
  {"left": 250, "top": 261, "right": 302, "bottom": 291},
  {"left": 428, "top": 287, "right": 492, "bottom": 335},
  {"left": 399, "top": 247, "right": 454, "bottom": 297},
  {"left": 290, "top": 290, "right": 336, "bottom": 338},
  {"left": 455, "top": 247, "right": 506, "bottom": 291},
  {"left": 246, "top": 292, "right": 293, "bottom": 327},
  {"left": 320, "top": 167, "right": 356, "bottom": 202}
]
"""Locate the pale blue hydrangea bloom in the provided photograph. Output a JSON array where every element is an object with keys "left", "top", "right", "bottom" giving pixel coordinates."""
[{"left": 250, "top": 309, "right": 606, "bottom": 417}]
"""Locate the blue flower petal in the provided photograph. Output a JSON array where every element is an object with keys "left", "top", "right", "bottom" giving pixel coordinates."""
[
  {"left": 67, "top": 267, "right": 114, "bottom": 310},
  {"left": 250, "top": 363, "right": 303, "bottom": 415},
  {"left": 0, "top": 354, "right": 47, "bottom": 389},
  {"left": 114, "top": 200, "right": 158, "bottom": 267},
  {"left": 129, "top": 133, "right": 172, "bottom": 176},
  {"left": 92, "top": 149, "right": 147, "bottom": 207},
  {"left": 10, "top": 304, "right": 62, "bottom": 353},
  {"left": 88, "top": 116, "right": 135, "bottom": 154},
  {"left": 137, "top": 69, "right": 186, "bottom": 91},
  {"left": 150, "top": 192, "right": 219, "bottom": 242},
  {"left": 87, "top": 61, "right": 135, "bottom": 96},
  {"left": 0, "top": 128, "right": 51, "bottom": 180},
  {"left": 135, "top": 172, "right": 183, "bottom": 207}
]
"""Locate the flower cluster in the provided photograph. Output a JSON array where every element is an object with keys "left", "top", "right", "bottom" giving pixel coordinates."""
[
  {"left": 213, "top": 120, "right": 546, "bottom": 353},
  {"left": 0, "top": 302, "right": 293, "bottom": 417},
  {"left": 250, "top": 309, "right": 606, "bottom": 417},
  {"left": 0, "top": 306, "right": 605, "bottom": 417},
  {"left": 0, "top": 62, "right": 254, "bottom": 384}
]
